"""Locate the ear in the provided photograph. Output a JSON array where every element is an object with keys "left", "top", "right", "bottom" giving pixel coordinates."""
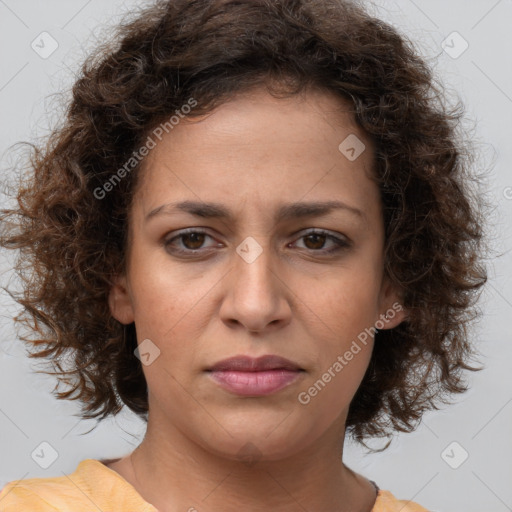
[
  {"left": 108, "top": 274, "right": 135, "bottom": 325},
  {"left": 376, "top": 276, "right": 408, "bottom": 330}
]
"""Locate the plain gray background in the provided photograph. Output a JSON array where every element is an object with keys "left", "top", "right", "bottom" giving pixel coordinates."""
[{"left": 0, "top": 1, "right": 511, "bottom": 511}]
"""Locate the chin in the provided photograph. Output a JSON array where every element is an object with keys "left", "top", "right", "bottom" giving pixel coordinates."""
[
  {"left": 207, "top": 436, "right": 300, "bottom": 464},
  {"left": 193, "top": 414, "right": 317, "bottom": 464}
]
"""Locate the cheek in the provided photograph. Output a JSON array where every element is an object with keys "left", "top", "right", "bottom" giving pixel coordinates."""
[
  {"left": 126, "top": 239, "right": 187, "bottom": 329},
  {"left": 295, "top": 288, "right": 375, "bottom": 431},
  {"left": 126, "top": 249, "right": 217, "bottom": 363},
  {"left": 296, "top": 347, "right": 371, "bottom": 441},
  {"left": 295, "top": 260, "right": 382, "bottom": 407},
  {"left": 303, "top": 261, "right": 382, "bottom": 341}
]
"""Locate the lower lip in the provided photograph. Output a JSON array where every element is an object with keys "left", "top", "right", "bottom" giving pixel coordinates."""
[{"left": 208, "top": 369, "right": 303, "bottom": 396}]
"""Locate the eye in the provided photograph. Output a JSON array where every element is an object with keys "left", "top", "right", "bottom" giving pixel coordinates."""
[
  {"left": 289, "top": 229, "right": 350, "bottom": 254},
  {"left": 163, "top": 228, "right": 350, "bottom": 257},
  {"left": 164, "top": 229, "right": 220, "bottom": 255}
]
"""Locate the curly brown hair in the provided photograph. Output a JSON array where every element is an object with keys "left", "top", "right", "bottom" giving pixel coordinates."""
[{"left": 0, "top": 0, "right": 488, "bottom": 450}]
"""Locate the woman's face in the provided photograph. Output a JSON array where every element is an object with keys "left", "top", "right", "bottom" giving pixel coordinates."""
[{"left": 110, "top": 86, "right": 405, "bottom": 461}]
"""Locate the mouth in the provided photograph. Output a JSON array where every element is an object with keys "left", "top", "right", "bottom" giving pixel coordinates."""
[{"left": 205, "top": 355, "right": 306, "bottom": 396}]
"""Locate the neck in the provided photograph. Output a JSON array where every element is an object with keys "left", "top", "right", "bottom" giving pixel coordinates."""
[{"left": 121, "top": 413, "right": 377, "bottom": 512}]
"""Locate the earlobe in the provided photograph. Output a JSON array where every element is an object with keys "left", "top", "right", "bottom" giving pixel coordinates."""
[
  {"left": 108, "top": 275, "right": 135, "bottom": 325},
  {"left": 378, "top": 301, "right": 408, "bottom": 330},
  {"left": 377, "top": 277, "right": 408, "bottom": 330}
]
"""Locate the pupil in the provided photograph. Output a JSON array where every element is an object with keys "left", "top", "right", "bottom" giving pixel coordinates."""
[
  {"left": 305, "top": 234, "right": 325, "bottom": 249},
  {"left": 185, "top": 233, "right": 204, "bottom": 249}
]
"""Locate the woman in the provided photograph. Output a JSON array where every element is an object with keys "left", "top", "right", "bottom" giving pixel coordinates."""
[{"left": 0, "top": 0, "right": 487, "bottom": 510}]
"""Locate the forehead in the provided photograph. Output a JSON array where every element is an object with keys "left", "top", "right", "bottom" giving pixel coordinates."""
[{"left": 132, "top": 87, "right": 379, "bottom": 226}]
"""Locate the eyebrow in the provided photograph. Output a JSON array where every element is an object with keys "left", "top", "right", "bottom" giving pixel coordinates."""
[{"left": 145, "top": 200, "right": 366, "bottom": 223}]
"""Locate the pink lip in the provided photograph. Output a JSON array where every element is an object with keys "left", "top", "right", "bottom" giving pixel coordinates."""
[{"left": 206, "top": 355, "right": 305, "bottom": 396}]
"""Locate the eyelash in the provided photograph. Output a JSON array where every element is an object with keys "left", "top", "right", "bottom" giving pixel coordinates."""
[{"left": 163, "top": 228, "right": 350, "bottom": 256}]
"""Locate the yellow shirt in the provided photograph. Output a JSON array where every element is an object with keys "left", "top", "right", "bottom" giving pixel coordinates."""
[{"left": 0, "top": 459, "right": 429, "bottom": 511}]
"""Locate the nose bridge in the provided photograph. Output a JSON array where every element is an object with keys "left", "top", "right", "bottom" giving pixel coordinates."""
[
  {"left": 234, "top": 235, "right": 277, "bottom": 303},
  {"left": 221, "top": 234, "right": 288, "bottom": 332}
]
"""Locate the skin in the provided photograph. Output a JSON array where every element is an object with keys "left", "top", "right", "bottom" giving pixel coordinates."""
[{"left": 107, "top": 85, "right": 407, "bottom": 512}]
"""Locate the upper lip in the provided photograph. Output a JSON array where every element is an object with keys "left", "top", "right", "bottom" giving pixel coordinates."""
[{"left": 207, "top": 355, "right": 303, "bottom": 372}]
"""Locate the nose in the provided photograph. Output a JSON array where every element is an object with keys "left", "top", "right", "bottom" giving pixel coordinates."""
[{"left": 219, "top": 237, "right": 292, "bottom": 334}]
